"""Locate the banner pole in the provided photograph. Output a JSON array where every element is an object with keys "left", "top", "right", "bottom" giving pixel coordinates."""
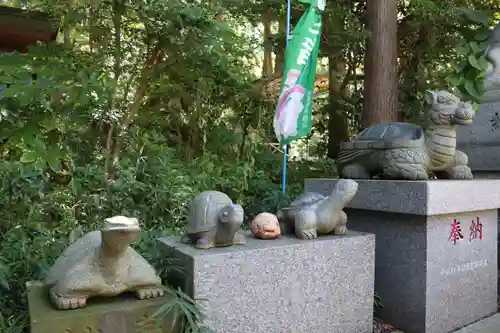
[{"left": 281, "top": 0, "right": 292, "bottom": 195}]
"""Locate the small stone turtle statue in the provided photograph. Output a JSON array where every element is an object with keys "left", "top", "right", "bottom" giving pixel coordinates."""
[
  {"left": 181, "top": 191, "right": 245, "bottom": 249},
  {"left": 277, "top": 179, "right": 358, "bottom": 240},
  {"left": 337, "top": 90, "right": 475, "bottom": 180},
  {"left": 45, "top": 216, "right": 164, "bottom": 310}
]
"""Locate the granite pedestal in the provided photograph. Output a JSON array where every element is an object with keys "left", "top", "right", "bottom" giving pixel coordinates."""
[
  {"left": 305, "top": 179, "right": 500, "bottom": 333},
  {"left": 27, "top": 281, "right": 179, "bottom": 333},
  {"left": 157, "top": 232, "right": 375, "bottom": 333}
]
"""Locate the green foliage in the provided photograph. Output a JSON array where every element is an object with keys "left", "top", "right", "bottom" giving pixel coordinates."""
[
  {"left": 152, "top": 287, "right": 216, "bottom": 333},
  {"left": 446, "top": 8, "right": 491, "bottom": 105},
  {"left": 395, "top": 2, "right": 499, "bottom": 124}
]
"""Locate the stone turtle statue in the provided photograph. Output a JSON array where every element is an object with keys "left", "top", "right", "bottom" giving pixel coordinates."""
[
  {"left": 337, "top": 90, "right": 475, "bottom": 180},
  {"left": 181, "top": 191, "right": 245, "bottom": 249},
  {"left": 45, "top": 216, "right": 164, "bottom": 310},
  {"left": 277, "top": 179, "right": 358, "bottom": 240}
]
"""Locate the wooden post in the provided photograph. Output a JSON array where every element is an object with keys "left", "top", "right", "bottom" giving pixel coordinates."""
[{"left": 362, "top": 0, "right": 398, "bottom": 127}]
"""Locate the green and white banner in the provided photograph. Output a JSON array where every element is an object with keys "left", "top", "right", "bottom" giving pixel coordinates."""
[{"left": 273, "top": 0, "right": 325, "bottom": 147}]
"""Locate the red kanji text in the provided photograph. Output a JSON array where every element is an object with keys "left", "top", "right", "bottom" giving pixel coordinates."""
[
  {"left": 448, "top": 219, "right": 464, "bottom": 245},
  {"left": 469, "top": 216, "right": 483, "bottom": 242}
]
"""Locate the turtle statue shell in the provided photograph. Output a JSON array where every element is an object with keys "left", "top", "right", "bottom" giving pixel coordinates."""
[
  {"left": 287, "top": 192, "right": 325, "bottom": 209},
  {"left": 342, "top": 122, "right": 425, "bottom": 150},
  {"left": 186, "top": 191, "right": 233, "bottom": 234}
]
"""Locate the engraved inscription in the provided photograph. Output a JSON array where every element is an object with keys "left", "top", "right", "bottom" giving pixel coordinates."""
[{"left": 440, "top": 259, "right": 488, "bottom": 277}]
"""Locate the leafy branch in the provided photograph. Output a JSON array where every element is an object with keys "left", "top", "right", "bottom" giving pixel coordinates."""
[{"left": 446, "top": 8, "right": 491, "bottom": 106}]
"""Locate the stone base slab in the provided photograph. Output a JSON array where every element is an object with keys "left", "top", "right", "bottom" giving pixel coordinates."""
[
  {"left": 27, "top": 281, "right": 178, "bottom": 333},
  {"left": 157, "top": 231, "right": 375, "bottom": 333}
]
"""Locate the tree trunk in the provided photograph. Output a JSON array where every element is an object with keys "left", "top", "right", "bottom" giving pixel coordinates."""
[
  {"left": 111, "top": 44, "right": 163, "bottom": 166},
  {"left": 62, "top": 0, "right": 75, "bottom": 48},
  {"left": 274, "top": 17, "right": 286, "bottom": 75},
  {"left": 362, "top": 0, "right": 398, "bottom": 127},
  {"left": 103, "top": 0, "right": 125, "bottom": 180},
  {"left": 325, "top": 6, "right": 350, "bottom": 159},
  {"left": 262, "top": 9, "right": 274, "bottom": 77},
  {"left": 327, "top": 58, "right": 349, "bottom": 159},
  {"left": 88, "top": 0, "right": 100, "bottom": 52}
]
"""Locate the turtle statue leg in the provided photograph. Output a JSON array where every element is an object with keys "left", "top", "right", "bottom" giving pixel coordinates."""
[
  {"left": 294, "top": 210, "right": 318, "bottom": 240},
  {"left": 135, "top": 286, "right": 165, "bottom": 300},
  {"left": 333, "top": 211, "right": 348, "bottom": 236},
  {"left": 382, "top": 148, "right": 429, "bottom": 180},
  {"left": 437, "top": 150, "right": 473, "bottom": 180},
  {"left": 340, "top": 164, "right": 371, "bottom": 179},
  {"left": 195, "top": 236, "right": 215, "bottom": 249},
  {"left": 232, "top": 231, "right": 246, "bottom": 245},
  {"left": 50, "top": 288, "right": 88, "bottom": 310}
]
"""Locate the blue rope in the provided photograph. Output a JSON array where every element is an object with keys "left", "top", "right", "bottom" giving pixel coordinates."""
[{"left": 281, "top": 0, "right": 291, "bottom": 195}]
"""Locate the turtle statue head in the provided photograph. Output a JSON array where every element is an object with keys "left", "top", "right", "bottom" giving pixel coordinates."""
[
  {"left": 425, "top": 90, "right": 474, "bottom": 126},
  {"left": 219, "top": 204, "right": 244, "bottom": 227},
  {"left": 331, "top": 179, "right": 358, "bottom": 206},
  {"left": 101, "top": 215, "right": 141, "bottom": 254}
]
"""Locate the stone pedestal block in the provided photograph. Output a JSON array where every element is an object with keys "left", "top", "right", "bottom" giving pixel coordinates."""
[
  {"left": 305, "top": 179, "right": 500, "bottom": 333},
  {"left": 27, "top": 281, "right": 178, "bottom": 333},
  {"left": 157, "top": 232, "right": 375, "bottom": 333}
]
